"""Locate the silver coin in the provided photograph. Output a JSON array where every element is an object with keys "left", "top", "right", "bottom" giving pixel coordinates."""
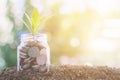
[
  {"left": 40, "top": 65, "right": 47, "bottom": 73},
  {"left": 20, "top": 55, "right": 27, "bottom": 58},
  {"left": 37, "top": 43, "right": 45, "bottom": 49},
  {"left": 36, "top": 52, "right": 47, "bottom": 65},
  {"left": 22, "top": 63, "right": 30, "bottom": 69},
  {"left": 28, "top": 58, "right": 35, "bottom": 63},
  {"left": 20, "top": 47, "right": 28, "bottom": 53},
  {"left": 32, "top": 65, "right": 40, "bottom": 71},
  {"left": 26, "top": 41, "right": 35, "bottom": 47},
  {"left": 20, "top": 52, "right": 27, "bottom": 56},
  {"left": 40, "top": 48, "right": 47, "bottom": 55},
  {"left": 23, "top": 57, "right": 31, "bottom": 63},
  {"left": 28, "top": 46, "right": 40, "bottom": 57},
  {"left": 32, "top": 65, "right": 39, "bottom": 69}
]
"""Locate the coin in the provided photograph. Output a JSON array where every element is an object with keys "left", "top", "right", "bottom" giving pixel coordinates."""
[
  {"left": 40, "top": 48, "right": 47, "bottom": 55},
  {"left": 32, "top": 65, "right": 39, "bottom": 69},
  {"left": 32, "top": 65, "right": 40, "bottom": 71},
  {"left": 28, "top": 58, "right": 35, "bottom": 63},
  {"left": 22, "top": 63, "right": 30, "bottom": 69},
  {"left": 33, "top": 61, "right": 37, "bottom": 65},
  {"left": 20, "top": 54, "right": 27, "bottom": 58},
  {"left": 27, "top": 41, "right": 39, "bottom": 47},
  {"left": 23, "top": 57, "right": 31, "bottom": 63},
  {"left": 37, "top": 43, "right": 45, "bottom": 49},
  {"left": 39, "top": 64, "right": 47, "bottom": 73},
  {"left": 36, "top": 52, "right": 47, "bottom": 65},
  {"left": 20, "top": 52, "right": 27, "bottom": 56},
  {"left": 28, "top": 46, "right": 40, "bottom": 57},
  {"left": 20, "top": 47, "right": 28, "bottom": 53}
]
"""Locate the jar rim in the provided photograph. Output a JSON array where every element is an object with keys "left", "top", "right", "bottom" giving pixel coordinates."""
[
  {"left": 21, "top": 33, "right": 47, "bottom": 37},
  {"left": 20, "top": 33, "right": 47, "bottom": 41}
]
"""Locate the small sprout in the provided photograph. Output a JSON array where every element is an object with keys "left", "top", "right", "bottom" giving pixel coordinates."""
[{"left": 23, "top": 8, "right": 50, "bottom": 35}]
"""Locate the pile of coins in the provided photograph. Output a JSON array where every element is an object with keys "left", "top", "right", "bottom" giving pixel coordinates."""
[{"left": 19, "top": 41, "right": 47, "bottom": 73}]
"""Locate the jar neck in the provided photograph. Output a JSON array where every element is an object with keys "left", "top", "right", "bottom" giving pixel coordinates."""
[{"left": 20, "top": 33, "right": 47, "bottom": 42}]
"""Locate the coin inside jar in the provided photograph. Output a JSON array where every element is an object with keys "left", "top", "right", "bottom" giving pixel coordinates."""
[
  {"left": 40, "top": 48, "right": 46, "bottom": 55},
  {"left": 36, "top": 52, "right": 47, "bottom": 65},
  {"left": 39, "top": 64, "right": 47, "bottom": 73},
  {"left": 28, "top": 46, "right": 40, "bottom": 57}
]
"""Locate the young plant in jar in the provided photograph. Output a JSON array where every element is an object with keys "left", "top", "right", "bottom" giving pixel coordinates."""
[{"left": 17, "top": 8, "right": 50, "bottom": 73}]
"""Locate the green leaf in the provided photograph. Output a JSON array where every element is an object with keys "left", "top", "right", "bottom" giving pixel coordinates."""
[
  {"left": 23, "top": 8, "right": 51, "bottom": 35},
  {"left": 31, "top": 8, "right": 40, "bottom": 34},
  {"left": 24, "top": 12, "right": 32, "bottom": 30},
  {"left": 33, "top": 15, "right": 45, "bottom": 33},
  {"left": 37, "top": 17, "right": 49, "bottom": 30},
  {"left": 21, "top": 19, "right": 32, "bottom": 32}
]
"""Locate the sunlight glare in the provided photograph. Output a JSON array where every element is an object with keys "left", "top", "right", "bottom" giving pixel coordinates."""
[
  {"left": 104, "top": 19, "right": 120, "bottom": 28},
  {"left": 101, "top": 29, "right": 120, "bottom": 38},
  {"left": 70, "top": 37, "right": 80, "bottom": 47},
  {"left": 87, "top": 0, "right": 120, "bottom": 16},
  {"left": 89, "top": 39, "right": 117, "bottom": 52},
  {"left": 60, "top": 0, "right": 86, "bottom": 14}
]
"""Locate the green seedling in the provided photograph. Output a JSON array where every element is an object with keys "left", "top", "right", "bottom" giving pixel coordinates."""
[{"left": 22, "top": 8, "right": 50, "bottom": 35}]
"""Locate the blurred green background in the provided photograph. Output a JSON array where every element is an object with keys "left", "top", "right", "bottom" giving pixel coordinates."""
[{"left": 0, "top": 0, "right": 120, "bottom": 71}]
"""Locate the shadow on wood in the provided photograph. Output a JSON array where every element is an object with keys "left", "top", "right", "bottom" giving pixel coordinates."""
[{"left": 0, "top": 65, "right": 120, "bottom": 80}]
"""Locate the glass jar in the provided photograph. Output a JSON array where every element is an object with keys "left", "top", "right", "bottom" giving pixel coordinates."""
[{"left": 17, "top": 33, "right": 50, "bottom": 73}]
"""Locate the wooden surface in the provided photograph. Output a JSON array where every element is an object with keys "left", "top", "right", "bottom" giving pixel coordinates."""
[{"left": 0, "top": 65, "right": 120, "bottom": 80}]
